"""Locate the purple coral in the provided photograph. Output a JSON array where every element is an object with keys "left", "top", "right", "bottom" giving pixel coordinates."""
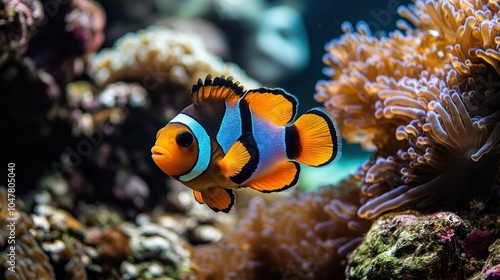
[{"left": 462, "top": 230, "right": 495, "bottom": 259}]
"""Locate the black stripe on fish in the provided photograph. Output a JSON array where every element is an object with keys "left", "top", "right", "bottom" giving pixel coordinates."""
[
  {"left": 239, "top": 98, "right": 252, "bottom": 134},
  {"left": 285, "top": 124, "right": 301, "bottom": 160},
  {"left": 228, "top": 132, "right": 259, "bottom": 185}
]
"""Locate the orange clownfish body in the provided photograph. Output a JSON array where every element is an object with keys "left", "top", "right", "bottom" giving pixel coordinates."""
[{"left": 151, "top": 75, "right": 341, "bottom": 213}]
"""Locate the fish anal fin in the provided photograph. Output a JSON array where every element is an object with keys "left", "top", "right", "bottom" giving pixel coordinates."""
[
  {"left": 248, "top": 161, "right": 300, "bottom": 193},
  {"left": 244, "top": 88, "right": 298, "bottom": 126},
  {"left": 191, "top": 75, "right": 244, "bottom": 105},
  {"left": 193, "top": 190, "right": 204, "bottom": 204},
  {"left": 218, "top": 132, "right": 259, "bottom": 184},
  {"left": 201, "top": 187, "right": 235, "bottom": 213}
]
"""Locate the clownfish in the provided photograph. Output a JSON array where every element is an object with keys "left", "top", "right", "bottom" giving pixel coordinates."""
[{"left": 151, "top": 75, "right": 341, "bottom": 213}]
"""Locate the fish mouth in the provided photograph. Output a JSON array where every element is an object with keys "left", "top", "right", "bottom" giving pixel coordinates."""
[{"left": 151, "top": 146, "right": 172, "bottom": 163}]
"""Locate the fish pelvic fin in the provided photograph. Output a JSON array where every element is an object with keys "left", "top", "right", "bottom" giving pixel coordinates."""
[
  {"left": 247, "top": 161, "right": 300, "bottom": 193},
  {"left": 201, "top": 187, "right": 235, "bottom": 213},
  {"left": 218, "top": 132, "right": 259, "bottom": 185},
  {"left": 193, "top": 190, "right": 204, "bottom": 204},
  {"left": 285, "top": 107, "right": 341, "bottom": 167}
]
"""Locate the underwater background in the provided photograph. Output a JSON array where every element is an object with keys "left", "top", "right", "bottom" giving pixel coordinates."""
[{"left": 1, "top": 0, "right": 500, "bottom": 279}]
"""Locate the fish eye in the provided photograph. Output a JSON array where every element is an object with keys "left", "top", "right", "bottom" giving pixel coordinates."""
[{"left": 176, "top": 131, "right": 194, "bottom": 147}]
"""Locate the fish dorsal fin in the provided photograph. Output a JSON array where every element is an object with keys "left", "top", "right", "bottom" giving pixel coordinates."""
[
  {"left": 218, "top": 132, "right": 259, "bottom": 185},
  {"left": 191, "top": 75, "right": 244, "bottom": 105},
  {"left": 201, "top": 187, "right": 235, "bottom": 213},
  {"left": 243, "top": 88, "right": 298, "bottom": 126},
  {"left": 247, "top": 161, "right": 300, "bottom": 193}
]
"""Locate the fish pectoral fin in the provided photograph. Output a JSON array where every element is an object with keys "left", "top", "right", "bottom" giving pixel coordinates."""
[
  {"left": 248, "top": 161, "right": 300, "bottom": 193},
  {"left": 191, "top": 75, "right": 244, "bottom": 105},
  {"left": 201, "top": 187, "right": 235, "bottom": 213},
  {"left": 243, "top": 88, "right": 298, "bottom": 126},
  {"left": 217, "top": 132, "right": 259, "bottom": 185},
  {"left": 193, "top": 190, "right": 204, "bottom": 204}
]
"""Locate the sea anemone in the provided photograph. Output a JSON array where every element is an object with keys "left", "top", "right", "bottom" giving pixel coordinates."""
[
  {"left": 190, "top": 176, "right": 371, "bottom": 279},
  {"left": 316, "top": 0, "right": 500, "bottom": 219}
]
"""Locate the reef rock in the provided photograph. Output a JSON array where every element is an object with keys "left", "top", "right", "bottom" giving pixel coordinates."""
[{"left": 347, "top": 211, "right": 500, "bottom": 280}]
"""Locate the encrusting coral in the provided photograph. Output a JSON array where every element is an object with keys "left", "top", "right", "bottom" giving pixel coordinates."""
[
  {"left": 190, "top": 176, "right": 371, "bottom": 279},
  {"left": 315, "top": 0, "right": 500, "bottom": 219}
]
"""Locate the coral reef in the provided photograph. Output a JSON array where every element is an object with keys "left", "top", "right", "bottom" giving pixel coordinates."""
[
  {"left": 0, "top": 188, "right": 55, "bottom": 279},
  {"left": 118, "top": 218, "right": 192, "bottom": 279},
  {"left": 0, "top": 0, "right": 44, "bottom": 65},
  {"left": 190, "top": 176, "right": 371, "bottom": 279},
  {"left": 26, "top": 0, "right": 106, "bottom": 81},
  {"left": 0, "top": 184, "right": 197, "bottom": 279},
  {"left": 88, "top": 26, "right": 260, "bottom": 93},
  {"left": 30, "top": 204, "right": 88, "bottom": 279},
  {"left": 0, "top": 0, "right": 106, "bottom": 195},
  {"left": 346, "top": 210, "right": 500, "bottom": 279},
  {"left": 315, "top": 0, "right": 500, "bottom": 219},
  {"left": 3, "top": 0, "right": 500, "bottom": 279},
  {"left": 472, "top": 240, "right": 500, "bottom": 279}
]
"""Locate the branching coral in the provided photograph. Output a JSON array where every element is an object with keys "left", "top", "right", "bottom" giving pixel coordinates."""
[
  {"left": 190, "top": 176, "right": 371, "bottom": 279},
  {"left": 316, "top": 0, "right": 500, "bottom": 219}
]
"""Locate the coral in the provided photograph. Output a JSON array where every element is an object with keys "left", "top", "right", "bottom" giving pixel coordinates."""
[
  {"left": 0, "top": 57, "right": 67, "bottom": 194},
  {"left": 88, "top": 26, "right": 260, "bottom": 95},
  {"left": 27, "top": 0, "right": 106, "bottom": 80},
  {"left": 31, "top": 204, "right": 88, "bottom": 279},
  {"left": 0, "top": 187, "right": 55, "bottom": 279},
  {"left": 315, "top": 0, "right": 500, "bottom": 219},
  {"left": 85, "top": 227, "right": 131, "bottom": 275},
  {"left": 0, "top": 0, "right": 106, "bottom": 194},
  {"left": 346, "top": 210, "right": 500, "bottom": 280},
  {"left": 471, "top": 240, "right": 500, "bottom": 279},
  {"left": 0, "top": 0, "right": 44, "bottom": 65},
  {"left": 28, "top": 195, "right": 196, "bottom": 279},
  {"left": 119, "top": 219, "right": 192, "bottom": 279},
  {"left": 190, "top": 176, "right": 371, "bottom": 280}
]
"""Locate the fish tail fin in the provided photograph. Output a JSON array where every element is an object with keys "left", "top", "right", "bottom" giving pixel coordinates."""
[{"left": 285, "top": 107, "right": 341, "bottom": 167}]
